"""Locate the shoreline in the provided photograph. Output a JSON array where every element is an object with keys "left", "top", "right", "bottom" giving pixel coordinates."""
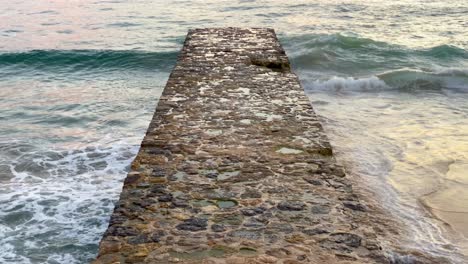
[{"left": 326, "top": 143, "right": 466, "bottom": 263}]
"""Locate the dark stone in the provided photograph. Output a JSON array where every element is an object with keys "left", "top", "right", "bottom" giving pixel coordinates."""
[
  {"left": 128, "top": 230, "right": 165, "bottom": 244},
  {"left": 126, "top": 204, "right": 146, "bottom": 213},
  {"left": 149, "top": 185, "right": 167, "bottom": 195},
  {"left": 365, "top": 240, "right": 381, "bottom": 251},
  {"left": 124, "top": 175, "right": 140, "bottom": 185},
  {"left": 147, "top": 148, "right": 171, "bottom": 156},
  {"left": 158, "top": 194, "right": 173, "bottom": 202},
  {"left": 243, "top": 218, "right": 265, "bottom": 228},
  {"left": 331, "top": 166, "right": 346, "bottom": 177},
  {"left": 255, "top": 213, "right": 272, "bottom": 224},
  {"left": 109, "top": 214, "right": 127, "bottom": 226},
  {"left": 167, "top": 174, "right": 178, "bottom": 181},
  {"left": 136, "top": 183, "right": 150, "bottom": 188},
  {"left": 343, "top": 201, "right": 366, "bottom": 212},
  {"left": 205, "top": 172, "right": 218, "bottom": 179},
  {"left": 127, "top": 235, "right": 149, "bottom": 244},
  {"left": 241, "top": 209, "right": 257, "bottom": 216},
  {"left": 277, "top": 201, "right": 306, "bottom": 211},
  {"left": 106, "top": 225, "right": 138, "bottom": 237},
  {"left": 255, "top": 207, "right": 266, "bottom": 213},
  {"left": 133, "top": 200, "right": 153, "bottom": 208},
  {"left": 172, "top": 199, "right": 189, "bottom": 208},
  {"left": 149, "top": 230, "right": 166, "bottom": 242},
  {"left": 211, "top": 224, "right": 226, "bottom": 232},
  {"left": 303, "top": 177, "right": 322, "bottom": 185},
  {"left": 241, "top": 207, "right": 265, "bottom": 216},
  {"left": 176, "top": 218, "right": 208, "bottom": 231},
  {"left": 151, "top": 168, "right": 166, "bottom": 177},
  {"left": 330, "top": 233, "right": 362, "bottom": 248},
  {"left": 302, "top": 228, "right": 329, "bottom": 236},
  {"left": 249, "top": 55, "right": 290, "bottom": 72}
]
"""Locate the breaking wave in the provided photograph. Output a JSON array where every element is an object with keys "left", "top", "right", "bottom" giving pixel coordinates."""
[
  {"left": 0, "top": 140, "right": 137, "bottom": 263},
  {"left": 304, "top": 68, "right": 468, "bottom": 93}
]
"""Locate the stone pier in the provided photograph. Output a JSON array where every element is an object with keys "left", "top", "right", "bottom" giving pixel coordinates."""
[{"left": 94, "top": 28, "right": 389, "bottom": 263}]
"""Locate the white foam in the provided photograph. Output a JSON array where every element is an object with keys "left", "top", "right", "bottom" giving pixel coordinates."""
[
  {"left": 308, "top": 76, "right": 388, "bottom": 92},
  {"left": 433, "top": 67, "right": 468, "bottom": 77},
  {"left": 0, "top": 139, "right": 138, "bottom": 263}
]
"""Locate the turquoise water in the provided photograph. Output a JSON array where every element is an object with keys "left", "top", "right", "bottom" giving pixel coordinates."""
[{"left": 0, "top": 0, "right": 467, "bottom": 263}]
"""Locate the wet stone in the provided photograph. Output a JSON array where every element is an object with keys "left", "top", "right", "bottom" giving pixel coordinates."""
[
  {"left": 277, "top": 201, "right": 306, "bottom": 211},
  {"left": 109, "top": 214, "right": 127, "bottom": 226},
  {"left": 228, "top": 229, "right": 263, "bottom": 240},
  {"left": 241, "top": 207, "right": 265, "bottom": 216},
  {"left": 128, "top": 230, "right": 165, "bottom": 244},
  {"left": 211, "top": 224, "right": 226, "bottom": 232},
  {"left": 172, "top": 199, "right": 189, "bottom": 208},
  {"left": 266, "top": 222, "right": 294, "bottom": 234},
  {"left": 244, "top": 218, "right": 266, "bottom": 228},
  {"left": 158, "top": 193, "right": 173, "bottom": 202},
  {"left": 151, "top": 168, "right": 166, "bottom": 177},
  {"left": 212, "top": 213, "right": 243, "bottom": 226},
  {"left": 329, "top": 233, "right": 362, "bottom": 248},
  {"left": 343, "top": 201, "right": 366, "bottom": 212},
  {"left": 311, "top": 205, "right": 331, "bottom": 214},
  {"left": 176, "top": 218, "right": 208, "bottom": 232},
  {"left": 255, "top": 213, "right": 273, "bottom": 224},
  {"left": 136, "top": 183, "right": 150, "bottom": 188},
  {"left": 106, "top": 226, "right": 138, "bottom": 237},
  {"left": 147, "top": 148, "right": 171, "bottom": 156},
  {"left": 133, "top": 200, "right": 153, "bottom": 209},
  {"left": 149, "top": 185, "right": 167, "bottom": 195},
  {"left": 205, "top": 172, "right": 218, "bottom": 179},
  {"left": 302, "top": 228, "right": 329, "bottom": 236},
  {"left": 124, "top": 175, "right": 140, "bottom": 185},
  {"left": 303, "top": 177, "right": 322, "bottom": 186}
]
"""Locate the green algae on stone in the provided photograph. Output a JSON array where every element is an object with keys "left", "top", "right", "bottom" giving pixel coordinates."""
[
  {"left": 169, "top": 248, "right": 226, "bottom": 260},
  {"left": 212, "top": 213, "right": 243, "bottom": 226},
  {"left": 215, "top": 199, "right": 238, "bottom": 209},
  {"left": 239, "top": 247, "right": 257, "bottom": 256},
  {"left": 191, "top": 199, "right": 214, "bottom": 207}
]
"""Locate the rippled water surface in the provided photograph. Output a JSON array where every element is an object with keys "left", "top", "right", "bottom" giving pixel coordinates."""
[{"left": 0, "top": 0, "right": 467, "bottom": 263}]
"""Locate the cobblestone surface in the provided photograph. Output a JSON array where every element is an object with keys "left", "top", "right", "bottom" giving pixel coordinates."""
[{"left": 93, "top": 28, "right": 438, "bottom": 264}]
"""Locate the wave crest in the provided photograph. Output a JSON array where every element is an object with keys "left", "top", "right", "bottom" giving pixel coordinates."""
[
  {"left": 306, "top": 68, "right": 468, "bottom": 93},
  {"left": 0, "top": 49, "right": 178, "bottom": 73},
  {"left": 307, "top": 76, "right": 388, "bottom": 92},
  {"left": 284, "top": 34, "right": 468, "bottom": 76}
]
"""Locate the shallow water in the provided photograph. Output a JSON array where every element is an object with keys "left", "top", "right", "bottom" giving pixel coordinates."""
[{"left": 0, "top": 0, "right": 467, "bottom": 263}]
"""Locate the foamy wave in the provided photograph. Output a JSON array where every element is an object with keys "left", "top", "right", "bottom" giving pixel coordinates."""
[
  {"left": 307, "top": 76, "right": 389, "bottom": 92},
  {"left": 306, "top": 67, "right": 468, "bottom": 93},
  {"left": 432, "top": 67, "right": 468, "bottom": 77},
  {"left": 0, "top": 140, "right": 138, "bottom": 263}
]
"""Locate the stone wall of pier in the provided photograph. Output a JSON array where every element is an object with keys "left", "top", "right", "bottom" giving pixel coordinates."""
[{"left": 94, "top": 28, "right": 389, "bottom": 264}]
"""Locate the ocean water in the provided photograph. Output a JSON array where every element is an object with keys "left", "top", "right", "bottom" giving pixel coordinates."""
[{"left": 0, "top": 0, "right": 467, "bottom": 263}]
